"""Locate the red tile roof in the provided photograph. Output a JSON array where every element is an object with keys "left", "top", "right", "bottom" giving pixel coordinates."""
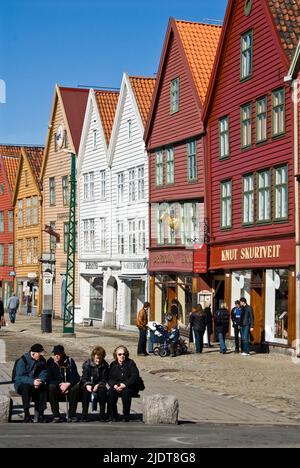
[
  {"left": 175, "top": 20, "right": 222, "bottom": 103},
  {"left": 1, "top": 155, "right": 20, "bottom": 193},
  {"left": 24, "top": 147, "right": 44, "bottom": 190},
  {"left": 268, "top": 0, "right": 300, "bottom": 61},
  {"left": 129, "top": 76, "right": 156, "bottom": 127},
  {"left": 59, "top": 87, "right": 89, "bottom": 154},
  {"left": 94, "top": 90, "right": 119, "bottom": 146},
  {"left": 0, "top": 144, "right": 23, "bottom": 158}
]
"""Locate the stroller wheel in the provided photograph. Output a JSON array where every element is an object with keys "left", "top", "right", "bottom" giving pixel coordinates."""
[
  {"left": 159, "top": 348, "right": 168, "bottom": 358},
  {"left": 153, "top": 347, "right": 160, "bottom": 356},
  {"left": 176, "top": 345, "right": 182, "bottom": 355},
  {"left": 181, "top": 345, "right": 188, "bottom": 354}
]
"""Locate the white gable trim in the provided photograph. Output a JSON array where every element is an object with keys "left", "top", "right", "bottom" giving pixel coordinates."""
[
  {"left": 108, "top": 73, "right": 145, "bottom": 167},
  {"left": 78, "top": 89, "right": 109, "bottom": 174}
]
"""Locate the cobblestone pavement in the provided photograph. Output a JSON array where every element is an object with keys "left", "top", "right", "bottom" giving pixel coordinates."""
[{"left": 1, "top": 316, "right": 300, "bottom": 423}]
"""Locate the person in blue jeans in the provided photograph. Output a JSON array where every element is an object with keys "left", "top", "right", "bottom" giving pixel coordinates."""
[
  {"left": 214, "top": 303, "right": 230, "bottom": 354},
  {"left": 239, "top": 297, "right": 254, "bottom": 356},
  {"left": 7, "top": 293, "right": 19, "bottom": 323}
]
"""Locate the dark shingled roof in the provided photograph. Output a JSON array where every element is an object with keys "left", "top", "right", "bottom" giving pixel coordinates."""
[{"left": 268, "top": 0, "right": 300, "bottom": 61}]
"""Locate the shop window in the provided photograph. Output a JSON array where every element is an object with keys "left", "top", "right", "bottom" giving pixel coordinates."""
[{"left": 265, "top": 269, "right": 289, "bottom": 344}]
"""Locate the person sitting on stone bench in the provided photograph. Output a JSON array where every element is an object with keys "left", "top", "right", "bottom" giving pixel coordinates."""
[
  {"left": 81, "top": 346, "right": 109, "bottom": 422},
  {"left": 108, "top": 345, "right": 141, "bottom": 422},
  {"left": 14, "top": 343, "right": 48, "bottom": 423},
  {"left": 47, "top": 345, "right": 80, "bottom": 423}
]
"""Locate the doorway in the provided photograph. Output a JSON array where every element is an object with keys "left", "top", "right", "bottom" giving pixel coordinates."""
[
  {"left": 90, "top": 277, "right": 103, "bottom": 320},
  {"left": 106, "top": 277, "right": 118, "bottom": 328},
  {"left": 250, "top": 270, "right": 265, "bottom": 345}
]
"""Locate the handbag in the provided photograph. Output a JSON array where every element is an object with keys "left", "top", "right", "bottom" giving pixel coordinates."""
[{"left": 137, "top": 376, "right": 145, "bottom": 391}]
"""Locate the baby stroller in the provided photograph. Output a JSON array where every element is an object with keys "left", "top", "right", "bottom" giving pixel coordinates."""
[{"left": 152, "top": 323, "right": 188, "bottom": 357}]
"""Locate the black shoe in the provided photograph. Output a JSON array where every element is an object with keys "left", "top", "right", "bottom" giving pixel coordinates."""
[
  {"left": 144, "top": 353, "right": 150, "bottom": 356},
  {"left": 24, "top": 411, "right": 32, "bottom": 423},
  {"left": 99, "top": 413, "right": 106, "bottom": 422},
  {"left": 123, "top": 416, "right": 130, "bottom": 422},
  {"left": 52, "top": 414, "right": 62, "bottom": 423},
  {"left": 67, "top": 415, "right": 78, "bottom": 423},
  {"left": 81, "top": 415, "right": 89, "bottom": 422},
  {"left": 111, "top": 414, "right": 119, "bottom": 422}
]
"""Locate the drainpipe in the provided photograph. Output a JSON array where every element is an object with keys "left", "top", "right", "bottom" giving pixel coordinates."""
[{"left": 293, "top": 79, "right": 300, "bottom": 356}]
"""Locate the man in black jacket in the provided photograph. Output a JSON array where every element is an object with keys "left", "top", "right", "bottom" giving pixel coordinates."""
[
  {"left": 47, "top": 345, "right": 80, "bottom": 422},
  {"left": 240, "top": 298, "right": 254, "bottom": 356},
  {"left": 108, "top": 346, "right": 140, "bottom": 422},
  {"left": 0, "top": 298, "right": 4, "bottom": 329}
]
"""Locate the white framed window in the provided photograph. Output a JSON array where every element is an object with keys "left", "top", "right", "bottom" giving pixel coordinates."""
[
  {"left": 166, "top": 147, "right": 174, "bottom": 185},
  {"left": 49, "top": 177, "right": 55, "bottom": 206},
  {"left": 26, "top": 198, "right": 31, "bottom": 226},
  {"left": 274, "top": 166, "right": 288, "bottom": 221},
  {"left": 129, "top": 169, "right": 136, "bottom": 203},
  {"left": 83, "top": 219, "right": 95, "bottom": 251},
  {"left": 180, "top": 203, "right": 199, "bottom": 246},
  {"left": 26, "top": 238, "right": 32, "bottom": 264},
  {"left": 243, "top": 174, "right": 254, "bottom": 224},
  {"left": 100, "top": 170, "right": 106, "bottom": 200},
  {"left": 241, "top": 103, "right": 252, "bottom": 148},
  {"left": 156, "top": 151, "right": 164, "bottom": 186},
  {"left": 256, "top": 97, "right": 267, "bottom": 143},
  {"left": 100, "top": 218, "right": 106, "bottom": 252},
  {"left": 137, "top": 219, "right": 146, "bottom": 254},
  {"left": 128, "top": 220, "right": 136, "bottom": 255},
  {"left": 117, "top": 172, "right": 124, "bottom": 205},
  {"left": 188, "top": 140, "right": 197, "bottom": 181},
  {"left": 18, "top": 200, "right": 23, "bottom": 227},
  {"left": 219, "top": 116, "right": 230, "bottom": 159},
  {"left": 8, "top": 210, "right": 13, "bottom": 232},
  {"left": 221, "top": 180, "right": 232, "bottom": 229},
  {"left": 137, "top": 166, "right": 145, "bottom": 201},
  {"left": 0, "top": 212, "right": 4, "bottom": 232},
  {"left": 62, "top": 176, "right": 69, "bottom": 206},
  {"left": 83, "top": 172, "right": 94, "bottom": 201},
  {"left": 156, "top": 206, "right": 164, "bottom": 245},
  {"left": 272, "top": 89, "right": 285, "bottom": 137},
  {"left": 33, "top": 238, "right": 38, "bottom": 264},
  {"left": 33, "top": 196, "right": 38, "bottom": 225},
  {"left": 8, "top": 243, "right": 13, "bottom": 266},
  {"left": 258, "top": 170, "right": 271, "bottom": 222},
  {"left": 0, "top": 244, "right": 4, "bottom": 266},
  {"left": 117, "top": 221, "right": 124, "bottom": 255},
  {"left": 170, "top": 78, "right": 179, "bottom": 113},
  {"left": 18, "top": 239, "right": 23, "bottom": 265},
  {"left": 241, "top": 30, "right": 253, "bottom": 80},
  {"left": 168, "top": 205, "right": 176, "bottom": 245}
]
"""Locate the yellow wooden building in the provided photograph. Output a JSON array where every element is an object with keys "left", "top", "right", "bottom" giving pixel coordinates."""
[{"left": 13, "top": 146, "right": 44, "bottom": 316}]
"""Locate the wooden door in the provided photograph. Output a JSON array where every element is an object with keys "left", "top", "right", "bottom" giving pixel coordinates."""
[
  {"left": 167, "top": 285, "right": 176, "bottom": 312},
  {"left": 250, "top": 270, "right": 265, "bottom": 344}
]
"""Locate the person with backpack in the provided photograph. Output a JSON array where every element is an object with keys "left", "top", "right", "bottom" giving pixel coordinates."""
[
  {"left": 214, "top": 303, "right": 230, "bottom": 354},
  {"left": 7, "top": 293, "right": 19, "bottom": 324},
  {"left": 81, "top": 346, "right": 109, "bottom": 422},
  {"left": 13, "top": 343, "right": 48, "bottom": 423},
  {"left": 47, "top": 345, "right": 80, "bottom": 422},
  {"left": 136, "top": 302, "right": 150, "bottom": 356}
]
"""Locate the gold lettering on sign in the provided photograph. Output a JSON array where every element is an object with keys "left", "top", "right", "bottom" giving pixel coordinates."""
[{"left": 222, "top": 245, "right": 281, "bottom": 262}]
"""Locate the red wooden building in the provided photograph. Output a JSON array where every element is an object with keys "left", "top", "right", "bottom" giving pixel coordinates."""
[
  {"left": 144, "top": 18, "right": 221, "bottom": 324},
  {"left": 0, "top": 145, "right": 21, "bottom": 308},
  {"left": 203, "top": 0, "right": 300, "bottom": 348}
]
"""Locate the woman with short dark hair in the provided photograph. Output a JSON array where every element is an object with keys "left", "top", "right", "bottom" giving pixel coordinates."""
[
  {"left": 108, "top": 346, "right": 140, "bottom": 422},
  {"left": 81, "top": 346, "right": 109, "bottom": 422}
]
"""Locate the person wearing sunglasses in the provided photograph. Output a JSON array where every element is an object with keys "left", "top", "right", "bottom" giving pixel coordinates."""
[{"left": 108, "top": 346, "right": 141, "bottom": 422}]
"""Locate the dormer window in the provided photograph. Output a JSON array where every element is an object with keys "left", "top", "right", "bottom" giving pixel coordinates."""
[{"left": 170, "top": 78, "right": 179, "bottom": 114}]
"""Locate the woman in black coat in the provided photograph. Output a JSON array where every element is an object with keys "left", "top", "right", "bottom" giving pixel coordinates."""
[
  {"left": 81, "top": 346, "right": 109, "bottom": 421},
  {"left": 108, "top": 345, "right": 140, "bottom": 422},
  {"left": 0, "top": 298, "right": 4, "bottom": 328},
  {"left": 189, "top": 305, "right": 207, "bottom": 354},
  {"left": 214, "top": 303, "right": 230, "bottom": 354}
]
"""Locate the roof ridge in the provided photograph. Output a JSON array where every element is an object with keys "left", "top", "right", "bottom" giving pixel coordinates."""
[
  {"left": 94, "top": 89, "right": 120, "bottom": 94},
  {"left": 175, "top": 19, "right": 222, "bottom": 28},
  {"left": 129, "top": 75, "right": 156, "bottom": 80}
]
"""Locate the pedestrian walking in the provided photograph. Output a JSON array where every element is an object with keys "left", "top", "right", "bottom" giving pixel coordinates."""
[
  {"left": 239, "top": 298, "right": 254, "bottom": 356},
  {"left": 13, "top": 343, "right": 48, "bottom": 423},
  {"left": 0, "top": 297, "right": 4, "bottom": 329},
  {"left": 204, "top": 302, "right": 213, "bottom": 347},
  {"left": 214, "top": 303, "right": 230, "bottom": 354},
  {"left": 189, "top": 305, "right": 207, "bottom": 354},
  {"left": 47, "top": 345, "right": 80, "bottom": 422},
  {"left": 231, "top": 300, "right": 242, "bottom": 353},
  {"left": 7, "top": 293, "right": 19, "bottom": 323},
  {"left": 136, "top": 302, "right": 150, "bottom": 356}
]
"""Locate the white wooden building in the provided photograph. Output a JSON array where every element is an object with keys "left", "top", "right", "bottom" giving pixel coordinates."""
[{"left": 78, "top": 75, "right": 155, "bottom": 329}]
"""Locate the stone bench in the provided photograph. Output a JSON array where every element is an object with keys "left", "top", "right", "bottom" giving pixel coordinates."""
[
  {"left": 0, "top": 395, "right": 12, "bottom": 423},
  {"left": 142, "top": 394, "right": 179, "bottom": 424}
]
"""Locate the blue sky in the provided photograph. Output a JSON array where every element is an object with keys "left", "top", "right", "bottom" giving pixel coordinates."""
[{"left": 0, "top": 0, "right": 227, "bottom": 145}]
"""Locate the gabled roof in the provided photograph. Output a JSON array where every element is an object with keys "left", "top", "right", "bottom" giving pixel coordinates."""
[
  {"left": 0, "top": 144, "right": 23, "bottom": 158},
  {"left": 203, "top": 0, "right": 300, "bottom": 123},
  {"left": 144, "top": 17, "right": 222, "bottom": 145},
  {"left": 175, "top": 20, "right": 222, "bottom": 104},
  {"left": 129, "top": 76, "right": 156, "bottom": 127},
  {"left": 13, "top": 146, "right": 44, "bottom": 205},
  {"left": 268, "top": 0, "right": 300, "bottom": 62},
  {"left": 2, "top": 155, "right": 20, "bottom": 193},
  {"left": 41, "top": 85, "right": 89, "bottom": 180},
  {"left": 286, "top": 38, "right": 300, "bottom": 78},
  {"left": 94, "top": 90, "right": 119, "bottom": 146}
]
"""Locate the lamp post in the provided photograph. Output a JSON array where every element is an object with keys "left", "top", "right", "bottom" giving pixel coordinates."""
[{"left": 63, "top": 152, "right": 76, "bottom": 336}]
